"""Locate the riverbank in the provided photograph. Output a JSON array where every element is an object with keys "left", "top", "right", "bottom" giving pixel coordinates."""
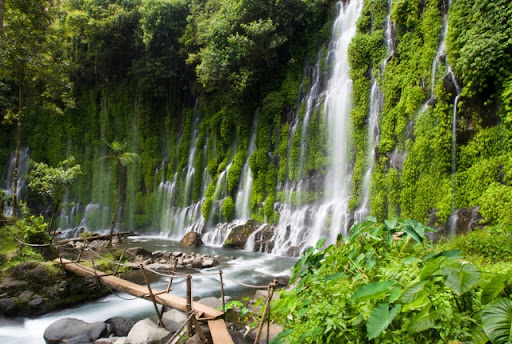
[{"left": 0, "top": 235, "right": 296, "bottom": 343}]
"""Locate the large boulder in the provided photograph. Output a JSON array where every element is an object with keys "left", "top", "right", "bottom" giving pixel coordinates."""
[
  {"left": 223, "top": 220, "right": 261, "bottom": 249},
  {"left": 150, "top": 308, "right": 188, "bottom": 332},
  {"left": 180, "top": 232, "right": 204, "bottom": 247},
  {"left": 43, "top": 318, "right": 112, "bottom": 344},
  {"left": 197, "top": 296, "right": 223, "bottom": 310},
  {"left": 105, "top": 317, "right": 136, "bottom": 337},
  {"left": 127, "top": 318, "right": 172, "bottom": 344}
]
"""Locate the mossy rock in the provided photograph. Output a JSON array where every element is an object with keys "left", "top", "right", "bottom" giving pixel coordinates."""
[{"left": 223, "top": 220, "right": 261, "bottom": 249}]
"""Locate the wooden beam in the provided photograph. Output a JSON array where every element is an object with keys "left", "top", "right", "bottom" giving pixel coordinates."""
[
  {"left": 208, "top": 319, "right": 234, "bottom": 344},
  {"left": 55, "top": 259, "right": 223, "bottom": 319}
]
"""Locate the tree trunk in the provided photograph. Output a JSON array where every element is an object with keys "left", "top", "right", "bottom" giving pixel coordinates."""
[
  {"left": 48, "top": 200, "right": 61, "bottom": 241},
  {"left": 109, "top": 164, "right": 122, "bottom": 245}
]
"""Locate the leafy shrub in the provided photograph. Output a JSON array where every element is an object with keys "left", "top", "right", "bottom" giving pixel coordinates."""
[
  {"left": 202, "top": 197, "right": 213, "bottom": 220},
  {"left": 441, "top": 229, "right": 512, "bottom": 264},
  {"left": 221, "top": 197, "right": 235, "bottom": 222},
  {"left": 271, "top": 218, "right": 512, "bottom": 343}
]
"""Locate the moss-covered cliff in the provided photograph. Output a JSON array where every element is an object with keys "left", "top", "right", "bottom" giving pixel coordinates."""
[{"left": 1, "top": 0, "right": 511, "bottom": 249}]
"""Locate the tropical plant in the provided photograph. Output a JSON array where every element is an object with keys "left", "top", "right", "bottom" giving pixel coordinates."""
[
  {"left": 28, "top": 156, "right": 82, "bottom": 234},
  {"left": 271, "top": 218, "right": 512, "bottom": 343},
  {"left": 1, "top": 0, "right": 73, "bottom": 217},
  {"left": 101, "top": 140, "right": 139, "bottom": 245}
]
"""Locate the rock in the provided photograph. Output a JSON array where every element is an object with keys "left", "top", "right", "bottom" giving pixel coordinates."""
[
  {"left": 202, "top": 259, "right": 214, "bottom": 268},
  {"left": 0, "top": 277, "right": 28, "bottom": 291},
  {"left": 248, "top": 323, "right": 284, "bottom": 344},
  {"left": 387, "top": 148, "right": 406, "bottom": 171},
  {"left": 145, "top": 263, "right": 174, "bottom": 271},
  {"left": 113, "top": 338, "right": 130, "bottom": 344},
  {"left": 197, "top": 296, "right": 222, "bottom": 309},
  {"left": 18, "top": 290, "right": 34, "bottom": 302},
  {"left": 223, "top": 220, "right": 261, "bottom": 249},
  {"left": 250, "top": 225, "right": 275, "bottom": 253},
  {"left": 172, "top": 252, "right": 183, "bottom": 257},
  {"left": 152, "top": 250, "right": 166, "bottom": 258},
  {"left": 127, "top": 318, "right": 172, "bottom": 344},
  {"left": 43, "top": 318, "right": 112, "bottom": 344},
  {"left": 284, "top": 246, "right": 300, "bottom": 257},
  {"left": 254, "top": 289, "right": 279, "bottom": 302},
  {"left": 185, "top": 327, "right": 211, "bottom": 344},
  {"left": 95, "top": 338, "right": 123, "bottom": 344},
  {"left": 142, "top": 259, "right": 152, "bottom": 265},
  {"left": 229, "top": 330, "right": 253, "bottom": 344},
  {"left": 151, "top": 309, "right": 188, "bottom": 332},
  {"left": 183, "top": 258, "right": 194, "bottom": 265},
  {"left": 105, "top": 317, "right": 136, "bottom": 337},
  {"left": 28, "top": 295, "right": 44, "bottom": 307},
  {"left": 192, "top": 258, "right": 203, "bottom": 268},
  {"left": 0, "top": 298, "right": 15, "bottom": 314},
  {"left": 274, "top": 275, "right": 290, "bottom": 286},
  {"left": 180, "top": 232, "right": 204, "bottom": 247}
]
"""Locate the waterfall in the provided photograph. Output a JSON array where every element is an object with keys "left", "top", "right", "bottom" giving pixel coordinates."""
[
  {"left": 235, "top": 110, "right": 258, "bottom": 219},
  {"left": 271, "top": 0, "right": 363, "bottom": 256},
  {"left": 354, "top": 77, "right": 383, "bottom": 221},
  {"left": 126, "top": 99, "right": 139, "bottom": 231},
  {"left": 1, "top": 147, "right": 30, "bottom": 215},
  {"left": 244, "top": 223, "right": 269, "bottom": 252},
  {"left": 354, "top": 0, "right": 393, "bottom": 220},
  {"left": 183, "top": 106, "right": 200, "bottom": 207}
]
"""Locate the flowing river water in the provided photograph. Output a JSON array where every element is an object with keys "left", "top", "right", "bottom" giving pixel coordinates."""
[{"left": 0, "top": 237, "right": 296, "bottom": 344}]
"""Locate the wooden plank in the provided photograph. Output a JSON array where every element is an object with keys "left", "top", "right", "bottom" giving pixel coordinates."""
[
  {"left": 55, "top": 259, "right": 223, "bottom": 319},
  {"left": 208, "top": 319, "right": 234, "bottom": 344}
]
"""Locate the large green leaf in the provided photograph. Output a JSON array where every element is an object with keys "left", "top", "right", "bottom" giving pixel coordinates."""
[
  {"left": 482, "top": 298, "right": 512, "bottom": 344},
  {"left": 442, "top": 262, "right": 482, "bottom": 295},
  {"left": 407, "top": 304, "right": 441, "bottom": 333},
  {"left": 366, "top": 303, "right": 401, "bottom": 339},
  {"left": 401, "top": 280, "right": 429, "bottom": 303},
  {"left": 401, "top": 225, "right": 423, "bottom": 244},
  {"left": 482, "top": 273, "right": 512, "bottom": 305},
  {"left": 351, "top": 280, "right": 396, "bottom": 303},
  {"left": 419, "top": 258, "right": 445, "bottom": 280}
]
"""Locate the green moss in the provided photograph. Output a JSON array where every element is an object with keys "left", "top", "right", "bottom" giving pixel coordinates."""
[
  {"left": 221, "top": 196, "right": 235, "bottom": 222},
  {"left": 227, "top": 151, "right": 247, "bottom": 192},
  {"left": 202, "top": 197, "right": 213, "bottom": 220}
]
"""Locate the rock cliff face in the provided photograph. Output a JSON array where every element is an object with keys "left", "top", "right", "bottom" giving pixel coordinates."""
[{"left": 0, "top": 261, "right": 108, "bottom": 317}]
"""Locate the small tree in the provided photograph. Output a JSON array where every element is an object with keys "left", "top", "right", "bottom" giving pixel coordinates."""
[
  {"left": 1, "top": 0, "right": 74, "bottom": 217},
  {"left": 28, "top": 156, "right": 82, "bottom": 234},
  {"left": 101, "top": 140, "right": 139, "bottom": 245}
]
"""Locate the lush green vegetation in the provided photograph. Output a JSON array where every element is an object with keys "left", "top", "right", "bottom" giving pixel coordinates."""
[
  {"left": 0, "top": 0, "right": 511, "bottom": 236},
  {"left": 272, "top": 219, "right": 512, "bottom": 343}
]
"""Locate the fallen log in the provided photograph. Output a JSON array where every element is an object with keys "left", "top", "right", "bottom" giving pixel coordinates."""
[
  {"left": 54, "top": 258, "right": 223, "bottom": 319},
  {"left": 57, "top": 232, "right": 134, "bottom": 245}
]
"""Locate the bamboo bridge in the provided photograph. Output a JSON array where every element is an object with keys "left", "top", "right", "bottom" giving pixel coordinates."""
[{"left": 52, "top": 245, "right": 276, "bottom": 344}]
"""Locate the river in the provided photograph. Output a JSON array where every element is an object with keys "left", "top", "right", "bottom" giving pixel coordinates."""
[{"left": 0, "top": 236, "right": 296, "bottom": 344}]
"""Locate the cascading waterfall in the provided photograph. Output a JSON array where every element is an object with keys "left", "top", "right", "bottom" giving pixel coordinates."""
[
  {"left": 244, "top": 223, "right": 269, "bottom": 252},
  {"left": 354, "top": 0, "right": 393, "bottom": 221},
  {"left": 271, "top": 0, "right": 363, "bottom": 256},
  {"left": 156, "top": 102, "right": 207, "bottom": 239},
  {"left": 1, "top": 147, "right": 30, "bottom": 216},
  {"left": 126, "top": 99, "right": 139, "bottom": 231},
  {"left": 235, "top": 111, "right": 258, "bottom": 219}
]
